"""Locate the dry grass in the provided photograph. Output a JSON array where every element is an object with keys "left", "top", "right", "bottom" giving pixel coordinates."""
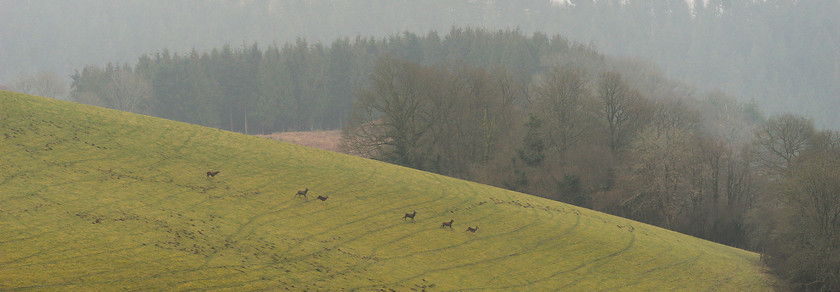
[{"left": 256, "top": 130, "right": 342, "bottom": 153}]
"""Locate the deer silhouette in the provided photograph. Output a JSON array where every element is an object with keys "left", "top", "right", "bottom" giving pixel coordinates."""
[
  {"left": 296, "top": 188, "right": 308, "bottom": 199},
  {"left": 206, "top": 171, "right": 220, "bottom": 177},
  {"left": 465, "top": 226, "right": 478, "bottom": 233},
  {"left": 403, "top": 211, "right": 417, "bottom": 221},
  {"left": 316, "top": 195, "right": 329, "bottom": 202},
  {"left": 440, "top": 219, "right": 454, "bottom": 229}
]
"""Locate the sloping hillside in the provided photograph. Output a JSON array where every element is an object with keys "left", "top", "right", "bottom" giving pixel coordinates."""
[{"left": 0, "top": 91, "right": 773, "bottom": 290}]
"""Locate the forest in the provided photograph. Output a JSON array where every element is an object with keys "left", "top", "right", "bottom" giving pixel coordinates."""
[
  {"left": 4, "top": 0, "right": 840, "bottom": 129},
  {"left": 66, "top": 28, "right": 840, "bottom": 290}
]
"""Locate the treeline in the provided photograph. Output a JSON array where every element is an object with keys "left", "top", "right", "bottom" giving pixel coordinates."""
[
  {"left": 70, "top": 28, "right": 577, "bottom": 133},
  {"left": 342, "top": 53, "right": 760, "bottom": 244}
]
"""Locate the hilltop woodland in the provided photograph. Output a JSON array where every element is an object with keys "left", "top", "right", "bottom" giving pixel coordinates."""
[{"left": 69, "top": 29, "right": 839, "bottom": 290}]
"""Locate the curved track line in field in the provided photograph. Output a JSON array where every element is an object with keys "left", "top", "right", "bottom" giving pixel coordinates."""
[
  {"left": 610, "top": 249, "right": 704, "bottom": 290},
  {"left": 4, "top": 264, "right": 241, "bottom": 291},
  {"left": 0, "top": 245, "right": 149, "bottom": 271},
  {"left": 311, "top": 206, "right": 548, "bottom": 287},
  {"left": 0, "top": 229, "right": 58, "bottom": 245},
  {"left": 372, "top": 201, "right": 559, "bottom": 262},
  {"left": 55, "top": 253, "right": 251, "bottom": 290},
  {"left": 466, "top": 225, "right": 635, "bottom": 291},
  {"left": 347, "top": 209, "right": 583, "bottom": 291},
  {"left": 257, "top": 194, "right": 460, "bottom": 267},
  {"left": 1, "top": 234, "right": 194, "bottom": 285},
  {"left": 0, "top": 156, "right": 111, "bottom": 188},
  {"left": 0, "top": 211, "right": 89, "bottom": 266}
]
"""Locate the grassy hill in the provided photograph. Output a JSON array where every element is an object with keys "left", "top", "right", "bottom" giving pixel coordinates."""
[{"left": 0, "top": 91, "right": 774, "bottom": 290}]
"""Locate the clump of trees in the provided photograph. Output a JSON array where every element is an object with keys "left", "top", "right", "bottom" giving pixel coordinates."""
[
  {"left": 343, "top": 52, "right": 756, "bottom": 243},
  {"left": 341, "top": 56, "right": 521, "bottom": 177},
  {"left": 749, "top": 114, "right": 840, "bottom": 291},
  {"left": 9, "top": 71, "right": 68, "bottom": 100}
]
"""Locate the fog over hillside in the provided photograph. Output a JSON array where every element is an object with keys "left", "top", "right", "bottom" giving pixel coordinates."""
[{"left": 2, "top": 0, "right": 838, "bottom": 128}]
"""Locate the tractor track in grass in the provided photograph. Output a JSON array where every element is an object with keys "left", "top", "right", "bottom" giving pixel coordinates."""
[
  {"left": 0, "top": 229, "right": 58, "bottom": 245},
  {"left": 611, "top": 248, "right": 704, "bottom": 290},
  {"left": 313, "top": 207, "right": 546, "bottom": 287},
  {"left": 199, "top": 193, "right": 462, "bottom": 286},
  {"left": 310, "top": 200, "right": 502, "bottom": 278},
  {"left": 370, "top": 193, "right": 568, "bottom": 263},
  {"left": 347, "top": 205, "right": 583, "bottom": 290},
  {"left": 476, "top": 223, "right": 636, "bottom": 291},
  {"left": 4, "top": 263, "right": 242, "bottom": 291},
  {"left": 0, "top": 245, "right": 149, "bottom": 270},
  {"left": 0, "top": 223, "right": 197, "bottom": 285},
  {"left": 188, "top": 172, "right": 472, "bottom": 287}
]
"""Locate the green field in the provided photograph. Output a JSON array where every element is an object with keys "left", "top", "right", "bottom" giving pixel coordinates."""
[{"left": 0, "top": 91, "right": 774, "bottom": 290}]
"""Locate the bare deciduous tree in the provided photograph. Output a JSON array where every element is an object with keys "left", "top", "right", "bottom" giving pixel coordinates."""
[
  {"left": 340, "top": 56, "right": 442, "bottom": 168},
  {"left": 772, "top": 135, "right": 840, "bottom": 290},
  {"left": 621, "top": 100, "right": 701, "bottom": 227},
  {"left": 11, "top": 71, "right": 68, "bottom": 100},
  {"left": 531, "top": 65, "right": 590, "bottom": 157},
  {"left": 597, "top": 70, "right": 640, "bottom": 156},
  {"left": 106, "top": 69, "right": 153, "bottom": 113},
  {"left": 752, "top": 113, "right": 815, "bottom": 175}
]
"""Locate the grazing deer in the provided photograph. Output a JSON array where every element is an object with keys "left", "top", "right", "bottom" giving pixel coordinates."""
[
  {"left": 206, "top": 171, "right": 220, "bottom": 177},
  {"left": 296, "top": 188, "right": 308, "bottom": 199},
  {"left": 403, "top": 211, "right": 416, "bottom": 221},
  {"left": 316, "top": 195, "right": 329, "bottom": 202},
  {"left": 440, "top": 219, "right": 454, "bottom": 229},
  {"left": 465, "top": 226, "right": 478, "bottom": 233}
]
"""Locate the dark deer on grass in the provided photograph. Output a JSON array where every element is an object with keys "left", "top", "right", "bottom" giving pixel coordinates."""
[
  {"left": 440, "top": 219, "right": 454, "bottom": 229},
  {"left": 206, "top": 171, "right": 220, "bottom": 177},
  {"left": 403, "top": 211, "right": 416, "bottom": 221},
  {"left": 296, "top": 188, "right": 308, "bottom": 199},
  {"left": 316, "top": 195, "right": 329, "bottom": 202},
  {"left": 465, "top": 226, "right": 478, "bottom": 233}
]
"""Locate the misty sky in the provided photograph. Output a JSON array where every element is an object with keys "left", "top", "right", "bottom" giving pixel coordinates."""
[{"left": 2, "top": 0, "right": 838, "bottom": 128}]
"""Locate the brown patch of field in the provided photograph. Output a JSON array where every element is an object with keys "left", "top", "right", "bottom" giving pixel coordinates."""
[{"left": 256, "top": 130, "right": 342, "bottom": 153}]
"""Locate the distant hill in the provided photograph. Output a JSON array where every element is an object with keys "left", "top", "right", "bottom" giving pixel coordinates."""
[{"left": 0, "top": 91, "right": 774, "bottom": 290}]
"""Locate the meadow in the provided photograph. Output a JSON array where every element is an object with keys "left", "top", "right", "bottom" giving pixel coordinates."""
[{"left": 0, "top": 91, "right": 773, "bottom": 290}]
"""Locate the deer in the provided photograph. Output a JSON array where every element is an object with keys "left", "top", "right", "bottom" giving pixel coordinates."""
[
  {"left": 316, "top": 195, "right": 329, "bottom": 202},
  {"left": 403, "top": 211, "right": 417, "bottom": 221},
  {"left": 465, "top": 226, "right": 478, "bottom": 234},
  {"left": 206, "top": 171, "right": 220, "bottom": 177},
  {"left": 295, "top": 188, "right": 308, "bottom": 199},
  {"left": 440, "top": 219, "right": 454, "bottom": 229}
]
